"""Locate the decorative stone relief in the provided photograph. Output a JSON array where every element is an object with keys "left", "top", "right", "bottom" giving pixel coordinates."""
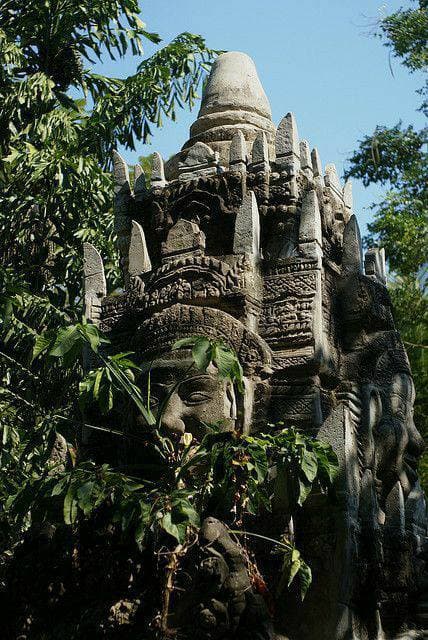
[{"left": 89, "top": 50, "right": 426, "bottom": 640}]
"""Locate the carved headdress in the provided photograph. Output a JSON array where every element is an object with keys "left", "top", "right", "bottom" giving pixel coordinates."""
[{"left": 85, "top": 52, "right": 376, "bottom": 428}]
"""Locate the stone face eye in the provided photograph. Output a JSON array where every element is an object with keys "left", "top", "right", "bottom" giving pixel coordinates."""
[
  {"left": 148, "top": 395, "right": 160, "bottom": 409},
  {"left": 182, "top": 391, "right": 212, "bottom": 406},
  {"left": 178, "top": 375, "right": 216, "bottom": 406}
]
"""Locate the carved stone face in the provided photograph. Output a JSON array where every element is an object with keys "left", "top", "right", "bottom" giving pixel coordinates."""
[
  {"left": 375, "top": 373, "right": 424, "bottom": 501},
  {"left": 142, "top": 355, "right": 237, "bottom": 439}
]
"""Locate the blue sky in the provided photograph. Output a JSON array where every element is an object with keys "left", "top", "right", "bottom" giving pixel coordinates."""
[{"left": 96, "top": 0, "right": 425, "bottom": 236}]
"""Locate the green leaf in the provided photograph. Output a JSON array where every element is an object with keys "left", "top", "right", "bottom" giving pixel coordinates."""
[
  {"left": 297, "top": 478, "right": 313, "bottom": 506},
  {"left": 301, "top": 449, "right": 318, "bottom": 483},
  {"left": 272, "top": 463, "right": 291, "bottom": 513},
  {"left": 76, "top": 481, "right": 96, "bottom": 515},
  {"left": 288, "top": 547, "right": 302, "bottom": 586},
  {"left": 63, "top": 482, "right": 78, "bottom": 524},
  {"left": 79, "top": 322, "right": 105, "bottom": 352},
  {"left": 213, "top": 343, "right": 236, "bottom": 378},
  {"left": 299, "top": 560, "right": 312, "bottom": 601},
  {"left": 93, "top": 369, "right": 103, "bottom": 400},
  {"left": 49, "top": 325, "right": 81, "bottom": 359},
  {"left": 51, "top": 476, "right": 68, "bottom": 496},
  {"left": 135, "top": 500, "right": 152, "bottom": 543},
  {"left": 160, "top": 511, "right": 182, "bottom": 542},
  {"left": 172, "top": 336, "right": 198, "bottom": 350},
  {"left": 32, "top": 331, "right": 55, "bottom": 361},
  {"left": 192, "top": 337, "right": 212, "bottom": 371}
]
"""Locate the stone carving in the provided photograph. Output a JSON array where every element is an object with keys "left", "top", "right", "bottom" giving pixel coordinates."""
[
  {"left": 179, "top": 141, "right": 220, "bottom": 181},
  {"left": 128, "top": 219, "right": 152, "bottom": 276},
  {"left": 162, "top": 219, "right": 206, "bottom": 259},
  {"left": 83, "top": 242, "right": 106, "bottom": 325},
  {"left": 81, "top": 51, "right": 426, "bottom": 640},
  {"left": 170, "top": 517, "right": 274, "bottom": 640},
  {"left": 275, "top": 112, "right": 300, "bottom": 174},
  {"left": 182, "top": 52, "right": 276, "bottom": 167},
  {"left": 151, "top": 151, "right": 167, "bottom": 187},
  {"left": 251, "top": 130, "right": 270, "bottom": 171},
  {"left": 230, "top": 130, "right": 248, "bottom": 175}
]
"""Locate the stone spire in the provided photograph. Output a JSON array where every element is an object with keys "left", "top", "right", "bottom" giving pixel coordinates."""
[{"left": 183, "top": 51, "right": 276, "bottom": 165}]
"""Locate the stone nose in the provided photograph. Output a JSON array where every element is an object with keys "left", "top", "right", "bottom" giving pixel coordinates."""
[{"left": 159, "top": 392, "right": 186, "bottom": 434}]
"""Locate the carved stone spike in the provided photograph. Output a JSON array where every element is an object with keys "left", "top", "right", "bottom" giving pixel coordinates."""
[
  {"left": 299, "top": 140, "right": 312, "bottom": 176},
  {"left": 151, "top": 152, "right": 166, "bottom": 187},
  {"left": 83, "top": 243, "right": 106, "bottom": 327},
  {"left": 251, "top": 130, "right": 269, "bottom": 169},
  {"left": 113, "top": 150, "right": 130, "bottom": 197},
  {"left": 112, "top": 151, "right": 132, "bottom": 285},
  {"left": 128, "top": 220, "right": 152, "bottom": 276},
  {"left": 343, "top": 179, "right": 353, "bottom": 211},
  {"left": 342, "top": 215, "right": 363, "bottom": 275},
  {"left": 275, "top": 112, "right": 300, "bottom": 173},
  {"left": 233, "top": 190, "right": 260, "bottom": 257},
  {"left": 83, "top": 243, "right": 106, "bottom": 297},
  {"left": 385, "top": 481, "right": 405, "bottom": 533},
  {"left": 311, "top": 147, "right": 322, "bottom": 177},
  {"left": 299, "top": 190, "right": 322, "bottom": 245},
  {"left": 325, "top": 163, "right": 342, "bottom": 194},
  {"left": 134, "top": 164, "right": 147, "bottom": 200},
  {"left": 162, "top": 219, "right": 206, "bottom": 258},
  {"left": 364, "top": 247, "right": 387, "bottom": 285},
  {"left": 178, "top": 142, "right": 217, "bottom": 171},
  {"left": 229, "top": 130, "right": 247, "bottom": 173},
  {"left": 379, "top": 247, "right": 386, "bottom": 282}
]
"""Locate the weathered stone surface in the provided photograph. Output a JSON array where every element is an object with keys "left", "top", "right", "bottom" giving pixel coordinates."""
[
  {"left": 299, "top": 189, "right": 322, "bottom": 245},
  {"left": 162, "top": 219, "right": 206, "bottom": 258},
  {"left": 134, "top": 163, "right": 147, "bottom": 200},
  {"left": 343, "top": 179, "right": 353, "bottom": 212},
  {"left": 151, "top": 151, "right": 166, "bottom": 187},
  {"left": 185, "top": 51, "right": 276, "bottom": 167},
  {"left": 299, "top": 139, "right": 312, "bottom": 177},
  {"left": 83, "top": 50, "right": 428, "bottom": 640},
  {"left": 342, "top": 214, "right": 363, "bottom": 276},
  {"left": 233, "top": 190, "right": 260, "bottom": 256},
  {"left": 113, "top": 151, "right": 132, "bottom": 283},
  {"left": 7, "top": 49, "right": 426, "bottom": 640},
  {"left": 113, "top": 149, "right": 130, "bottom": 197},
  {"left": 275, "top": 112, "right": 300, "bottom": 173},
  {"left": 128, "top": 220, "right": 152, "bottom": 276},
  {"left": 325, "top": 162, "right": 342, "bottom": 194},
  {"left": 311, "top": 147, "right": 322, "bottom": 177},
  {"left": 251, "top": 130, "right": 270, "bottom": 170},
  {"left": 83, "top": 242, "right": 106, "bottom": 297},
  {"left": 178, "top": 141, "right": 220, "bottom": 180},
  {"left": 198, "top": 52, "right": 272, "bottom": 121},
  {"left": 229, "top": 129, "right": 247, "bottom": 174},
  {"left": 365, "top": 246, "right": 386, "bottom": 284}
]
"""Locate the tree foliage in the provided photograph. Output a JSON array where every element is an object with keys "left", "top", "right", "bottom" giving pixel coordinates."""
[
  {"left": 0, "top": 1, "right": 215, "bottom": 305},
  {"left": 0, "top": 0, "right": 216, "bottom": 547},
  {"left": 2, "top": 318, "right": 339, "bottom": 625}
]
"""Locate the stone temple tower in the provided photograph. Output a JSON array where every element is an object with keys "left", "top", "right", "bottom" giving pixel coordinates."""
[{"left": 84, "top": 52, "right": 427, "bottom": 639}]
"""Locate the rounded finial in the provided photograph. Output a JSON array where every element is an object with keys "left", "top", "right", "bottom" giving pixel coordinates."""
[
  {"left": 183, "top": 51, "right": 275, "bottom": 165},
  {"left": 198, "top": 51, "right": 272, "bottom": 120}
]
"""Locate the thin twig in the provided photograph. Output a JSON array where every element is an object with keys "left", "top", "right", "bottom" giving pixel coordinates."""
[{"left": 403, "top": 340, "right": 428, "bottom": 350}]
